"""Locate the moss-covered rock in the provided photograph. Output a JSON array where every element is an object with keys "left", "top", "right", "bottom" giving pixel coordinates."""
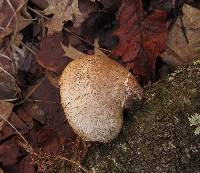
[{"left": 83, "top": 62, "right": 200, "bottom": 173}]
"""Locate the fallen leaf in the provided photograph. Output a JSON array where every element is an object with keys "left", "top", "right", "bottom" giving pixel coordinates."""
[
  {"left": 36, "top": 32, "right": 72, "bottom": 73},
  {"left": 99, "top": 0, "right": 121, "bottom": 9},
  {"left": 29, "top": 0, "right": 48, "bottom": 10},
  {"left": 0, "top": 66, "right": 20, "bottom": 100},
  {"left": 44, "top": 0, "right": 97, "bottom": 34},
  {"left": 61, "top": 42, "right": 85, "bottom": 60},
  {"left": 16, "top": 155, "right": 35, "bottom": 173},
  {"left": 2, "top": 154, "right": 35, "bottom": 173},
  {"left": 0, "top": 138, "right": 22, "bottom": 166},
  {"left": 0, "top": 111, "right": 29, "bottom": 144},
  {"left": 26, "top": 78, "right": 75, "bottom": 138},
  {"left": 33, "top": 127, "right": 65, "bottom": 154},
  {"left": 0, "top": 168, "right": 4, "bottom": 173},
  {"left": 160, "top": 4, "right": 200, "bottom": 68},
  {"left": 46, "top": 72, "right": 59, "bottom": 88},
  {"left": 0, "top": 102, "right": 13, "bottom": 130},
  {"left": 149, "top": 0, "right": 175, "bottom": 12},
  {"left": 76, "top": 2, "right": 117, "bottom": 45},
  {"left": 94, "top": 38, "right": 107, "bottom": 58},
  {"left": 16, "top": 102, "right": 45, "bottom": 124},
  {"left": 44, "top": 0, "right": 77, "bottom": 34},
  {"left": 44, "top": 0, "right": 73, "bottom": 34},
  {"left": 112, "top": 0, "right": 168, "bottom": 80},
  {"left": 73, "top": 0, "right": 98, "bottom": 28},
  {"left": 0, "top": 54, "right": 13, "bottom": 75},
  {"left": 62, "top": 38, "right": 109, "bottom": 60},
  {"left": 0, "top": 0, "right": 32, "bottom": 40},
  {"left": 8, "top": 112, "right": 29, "bottom": 132}
]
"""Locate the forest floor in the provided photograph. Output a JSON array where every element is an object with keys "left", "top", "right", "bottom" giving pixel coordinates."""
[{"left": 0, "top": 0, "right": 199, "bottom": 173}]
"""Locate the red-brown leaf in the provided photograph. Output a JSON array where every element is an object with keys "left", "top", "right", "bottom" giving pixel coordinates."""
[
  {"left": 0, "top": 139, "right": 22, "bottom": 166},
  {"left": 36, "top": 32, "right": 72, "bottom": 74},
  {"left": 112, "top": 0, "right": 168, "bottom": 80}
]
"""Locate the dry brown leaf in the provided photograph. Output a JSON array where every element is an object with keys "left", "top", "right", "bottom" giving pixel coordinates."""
[
  {"left": 0, "top": 168, "right": 4, "bottom": 173},
  {"left": 36, "top": 32, "right": 71, "bottom": 73},
  {"left": 44, "top": 0, "right": 97, "bottom": 34},
  {"left": 61, "top": 42, "right": 85, "bottom": 60},
  {"left": 160, "top": 4, "right": 200, "bottom": 68},
  {"left": 44, "top": 0, "right": 81, "bottom": 34},
  {"left": 0, "top": 102, "right": 13, "bottom": 130},
  {"left": 111, "top": 0, "right": 168, "bottom": 80},
  {"left": 61, "top": 39, "right": 108, "bottom": 60},
  {"left": 94, "top": 38, "right": 107, "bottom": 58},
  {"left": 0, "top": 0, "right": 32, "bottom": 41},
  {"left": 0, "top": 66, "right": 20, "bottom": 100},
  {"left": 46, "top": 72, "right": 59, "bottom": 88}
]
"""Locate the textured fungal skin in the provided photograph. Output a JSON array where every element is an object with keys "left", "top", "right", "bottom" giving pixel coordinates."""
[{"left": 60, "top": 55, "right": 142, "bottom": 142}]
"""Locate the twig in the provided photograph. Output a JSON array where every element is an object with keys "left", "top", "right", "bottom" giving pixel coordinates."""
[
  {"left": 0, "top": 53, "right": 12, "bottom": 61},
  {"left": 4, "top": 0, "right": 19, "bottom": 52},
  {"left": 0, "top": 98, "right": 18, "bottom": 102},
  {"left": 27, "top": 6, "right": 50, "bottom": 20},
  {"left": 63, "top": 27, "right": 111, "bottom": 54},
  {"left": 17, "top": 39, "right": 37, "bottom": 55},
  {"left": 0, "top": 26, "right": 5, "bottom": 31},
  {"left": 27, "top": 98, "right": 59, "bottom": 104},
  {"left": 15, "top": 76, "right": 46, "bottom": 106},
  {"left": 179, "top": 15, "right": 189, "bottom": 44},
  {"left": 0, "top": 112, "right": 33, "bottom": 151},
  {"left": 0, "top": 110, "right": 89, "bottom": 172},
  {"left": 58, "top": 156, "right": 89, "bottom": 173},
  {"left": 0, "top": 66, "right": 16, "bottom": 81}
]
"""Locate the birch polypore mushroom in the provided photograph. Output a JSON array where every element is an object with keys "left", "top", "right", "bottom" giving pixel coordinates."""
[{"left": 59, "top": 55, "right": 143, "bottom": 142}]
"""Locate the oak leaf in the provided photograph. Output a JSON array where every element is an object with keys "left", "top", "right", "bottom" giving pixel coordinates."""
[
  {"left": 36, "top": 32, "right": 71, "bottom": 73},
  {"left": 112, "top": 0, "right": 168, "bottom": 80},
  {"left": 160, "top": 4, "right": 200, "bottom": 68}
]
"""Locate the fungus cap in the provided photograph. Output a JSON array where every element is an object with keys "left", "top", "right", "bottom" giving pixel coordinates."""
[{"left": 60, "top": 55, "right": 142, "bottom": 142}]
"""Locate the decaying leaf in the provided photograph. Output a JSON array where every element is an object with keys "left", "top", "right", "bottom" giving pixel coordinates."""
[
  {"left": 112, "top": 0, "right": 168, "bottom": 80},
  {"left": 160, "top": 4, "right": 200, "bottom": 68},
  {"left": 0, "top": 65, "right": 20, "bottom": 100},
  {"left": 44, "top": 0, "right": 73, "bottom": 34},
  {"left": 0, "top": 102, "right": 13, "bottom": 130},
  {"left": 44, "top": 0, "right": 98, "bottom": 34},
  {"left": 0, "top": 168, "right": 4, "bottom": 173},
  {"left": 0, "top": 138, "right": 22, "bottom": 166},
  {"left": 0, "top": 0, "right": 32, "bottom": 41},
  {"left": 36, "top": 32, "right": 71, "bottom": 73},
  {"left": 44, "top": 0, "right": 82, "bottom": 34},
  {"left": 26, "top": 78, "right": 75, "bottom": 138},
  {"left": 61, "top": 42, "right": 86, "bottom": 60},
  {"left": 16, "top": 155, "right": 35, "bottom": 173},
  {"left": 94, "top": 38, "right": 107, "bottom": 58}
]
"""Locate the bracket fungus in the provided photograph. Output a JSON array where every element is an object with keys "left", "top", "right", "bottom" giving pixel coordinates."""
[{"left": 59, "top": 55, "right": 143, "bottom": 142}]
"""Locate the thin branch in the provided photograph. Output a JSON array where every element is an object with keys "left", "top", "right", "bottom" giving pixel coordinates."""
[
  {"left": 4, "top": 0, "right": 19, "bottom": 51},
  {"left": 27, "top": 6, "right": 50, "bottom": 20},
  {"left": 63, "top": 27, "right": 111, "bottom": 54},
  {"left": 0, "top": 112, "right": 33, "bottom": 151},
  {"left": 27, "top": 98, "right": 59, "bottom": 104},
  {"left": 0, "top": 53, "right": 12, "bottom": 61},
  {"left": 0, "top": 98, "right": 18, "bottom": 102},
  {"left": 15, "top": 77, "right": 46, "bottom": 106},
  {"left": 0, "top": 66, "right": 16, "bottom": 81},
  {"left": 58, "top": 156, "right": 89, "bottom": 173}
]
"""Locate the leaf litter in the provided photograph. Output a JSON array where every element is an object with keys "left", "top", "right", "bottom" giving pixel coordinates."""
[
  {"left": 0, "top": 0, "right": 200, "bottom": 172},
  {"left": 160, "top": 4, "right": 200, "bottom": 68}
]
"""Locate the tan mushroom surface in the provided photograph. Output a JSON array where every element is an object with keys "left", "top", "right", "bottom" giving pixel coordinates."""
[{"left": 60, "top": 55, "right": 143, "bottom": 142}]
